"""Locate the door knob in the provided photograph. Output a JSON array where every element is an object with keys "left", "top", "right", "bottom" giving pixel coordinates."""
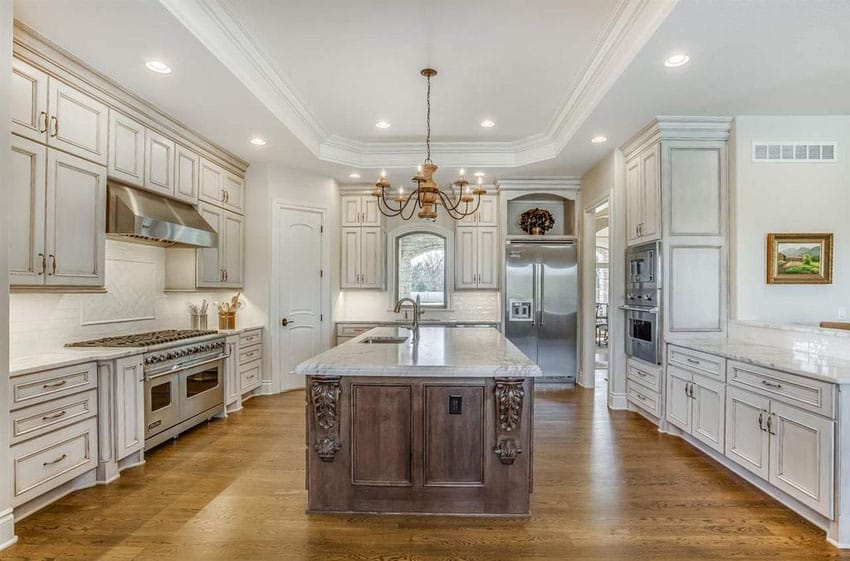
[{"left": 281, "top": 318, "right": 291, "bottom": 326}]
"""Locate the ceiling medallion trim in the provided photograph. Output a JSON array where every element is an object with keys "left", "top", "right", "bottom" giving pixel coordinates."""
[{"left": 163, "top": 0, "right": 677, "bottom": 168}]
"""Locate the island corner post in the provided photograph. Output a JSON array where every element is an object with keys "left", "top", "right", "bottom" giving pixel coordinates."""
[{"left": 305, "top": 374, "right": 535, "bottom": 516}]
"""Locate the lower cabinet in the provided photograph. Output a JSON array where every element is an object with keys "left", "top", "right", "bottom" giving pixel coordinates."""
[
  {"left": 626, "top": 358, "right": 662, "bottom": 418},
  {"left": 224, "top": 334, "right": 241, "bottom": 409},
  {"left": 725, "top": 385, "right": 834, "bottom": 517},
  {"left": 113, "top": 355, "right": 145, "bottom": 461},
  {"left": 666, "top": 365, "right": 725, "bottom": 453}
]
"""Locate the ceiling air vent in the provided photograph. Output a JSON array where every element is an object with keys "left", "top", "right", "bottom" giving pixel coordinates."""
[{"left": 752, "top": 142, "right": 837, "bottom": 162}]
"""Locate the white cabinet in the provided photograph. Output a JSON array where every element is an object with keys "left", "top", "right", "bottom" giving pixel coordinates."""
[
  {"left": 199, "top": 158, "right": 243, "bottom": 213},
  {"left": 665, "top": 365, "right": 725, "bottom": 453},
  {"left": 665, "top": 366, "right": 692, "bottom": 432},
  {"left": 458, "top": 194, "right": 498, "bottom": 226},
  {"left": 47, "top": 79, "right": 109, "bottom": 166},
  {"left": 113, "top": 355, "right": 145, "bottom": 460},
  {"left": 108, "top": 111, "right": 145, "bottom": 187},
  {"left": 625, "top": 143, "right": 661, "bottom": 245},
  {"left": 341, "top": 194, "right": 381, "bottom": 227},
  {"left": 10, "top": 136, "right": 106, "bottom": 288},
  {"left": 725, "top": 385, "right": 834, "bottom": 517},
  {"left": 174, "top": 144, "right": 199, "bottom": 204},
  {"left": 144, "top": 128, "right": 175, "bottom": 196},
  {"left": 223, "top": 173, "right": 244, "bottom": 213},
  {"left": 11, "top": 58, "right": 49, "bottom": 143},
  {"left": 455, "top": 226, "right": 498, "bottom": 289},
  {"left": 224, "top": 335, "right": 241, "bottom": 409},
  {"left": 341, "top": 226, "right": 384, "bottom": 289},
  {"left": 196, "top": 203, "right": 244, "bottom": 288}
]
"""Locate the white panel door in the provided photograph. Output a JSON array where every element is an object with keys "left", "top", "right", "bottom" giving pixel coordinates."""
[
  {"left": 174, "top": 145, "right": 199, "bottom": 204},
  {"left": 223, "top": 173, "right": 244, "bottom": 213},
  {"left": 144, "top": 129, "right": 175, "bottom": 196},
  {"left": 769, "top": 401, "right": 834, "bottom": 518},
  {"left": 199, "top": 158, "right": 225, "bottom": 205},
  {"left": 725, "top": 386, "right": 770, "bottom": 480},
  {"left": 455, "top": 226, "right": 477, "bottom": 289},
  {"left": 359, "top": 227, "right": 384, "bottom": 289},
  {"left": 107, "top": 110, "right": 145, "bottom": 187},
  {"left": 341, "top": 195, "right": 362, "bottom": 226},
  {"left": 476, "top": 227, "right": 499, "bottom": 289},
  {"left": 114, "top": 356, "right": 144, "bottom": 460},
  {"left": 691, "top": 373, "right": 726, "bottom": 453},
  {"left": 640, "top": 143, "right": 661, "bottom": 241},
  {"left": 44, "top": 150, "right": 106, "bottom": 286},
  {"left": 196, "top": 203, "right": 224, "bottom": 287},
  {"left": 48, "top": 80, "right": 108, "bottom": 165},
  {"left": 278, "top": 207, "right": 324, "bottom": 388},
  {"left": 340, "top": 227, "right": 361, "bottom": 288},
  {"left": 475, "top": 195, "right": 499, "bottom": 226},
  {"left": 10, "top": 136, "right": 47, "bottom": 285},
  {"left": 665, "top": 366, "right": 692, "bottom": 432},
  {"left": 669, "top": 246, "right": 722, "bottom": 332},
  {"left": 625, "top": 156, "right": 642, "bottom": 244},
  {"left": 11, "top": 58, "right": 48, "bottom": 142},
  {"left": 222, "top": 211, "right": 244, "bottom": 288},
  {"left": 361, "top": 196, "right": 381, "bottom": 226}
]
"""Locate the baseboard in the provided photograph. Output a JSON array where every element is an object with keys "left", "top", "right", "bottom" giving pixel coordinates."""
[
  {"left": 0, "top": 508, "right": 15, "bottom": 551},
  {"left": 608, "top": 391, "right": 628, "bottom": 410}
]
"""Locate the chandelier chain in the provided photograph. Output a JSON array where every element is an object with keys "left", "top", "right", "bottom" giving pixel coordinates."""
[{"left": 425, "top": 72, "right": 432, "bottom": 163}]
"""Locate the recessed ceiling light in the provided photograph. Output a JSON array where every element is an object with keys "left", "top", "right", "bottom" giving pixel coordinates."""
[
  {"left": 375, "top": 120, "right": 391, "bottom": 129},
  {"left": 591, "top": 135, "right": 608, "bottom": 144},
  {"left": 145, "top": 60, "right": 172, "bottom": 74},
  {"left": 480, "top": 119, "right": 495, "bottom": 128},
  {"left": 249, "top": 137, "right": 267, "bottom": 146},
  {"left": 349, "top": 172, "right": 361, "bottom": 179},
  {"left": 664, "top": 53, "right": 690, "bottom": 68},
  {"left": 474, "top": 171, "right": 485, "bottom": 177}
]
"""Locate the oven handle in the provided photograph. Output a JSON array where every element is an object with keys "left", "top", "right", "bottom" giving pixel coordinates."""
[
  {"left": 619, "top": 305, "right": 659, "bottom": 313},
  {"left": 145, "top": 353, "right": 228, "bottom": 380}
]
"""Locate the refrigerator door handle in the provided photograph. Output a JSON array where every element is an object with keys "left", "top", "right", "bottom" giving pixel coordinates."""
[{"left": 537, "top": 263, "right": 545, "bottom": 326}]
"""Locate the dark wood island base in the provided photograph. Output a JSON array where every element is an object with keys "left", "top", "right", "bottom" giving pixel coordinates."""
[{"left": 306, "top": 375, "right": 534, "bottom": 516}]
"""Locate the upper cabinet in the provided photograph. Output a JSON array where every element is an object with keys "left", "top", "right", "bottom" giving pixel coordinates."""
[
  {"left": 144, "top": 129, "right": 176, "bottom": 197},
  {"left": 625, "top": 143, "right": 661, "bottom": 246},
  {"left": 108, "top": 110, "right": 145, "bottom": 187},
  {"left": 195, "top": 203, "right": 244, "bottom": 289},
  {"left": 455, "top": 226, "right": 498, "bottom": 290},
  {"left": 200, "top": 157, "right": 243, "bottom": 213},
  {"left": 11, "top": 58, "right": 49, "bottom": 143},
  {"left": 458, "top": 194, "right": 498, "bottom": 227},
  {"left": 341, "top": 194, "right": 381, "bottom": 227},
  {"left": 174, "top": 144, "right": 199, "bottom": 204}
]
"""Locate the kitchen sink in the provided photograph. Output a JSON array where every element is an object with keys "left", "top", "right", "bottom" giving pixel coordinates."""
[{"left": 360, "top": 336, "right": 409, "bottom": 344}]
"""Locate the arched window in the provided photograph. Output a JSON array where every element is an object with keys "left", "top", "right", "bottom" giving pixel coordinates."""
[{"left": 396, "top": 232, "right": 447, "bottom": 307}]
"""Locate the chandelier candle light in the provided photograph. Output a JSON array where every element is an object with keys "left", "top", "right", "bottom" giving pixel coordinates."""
[{"left": 372, "top": 68, "right": 487, "bottom": 221}]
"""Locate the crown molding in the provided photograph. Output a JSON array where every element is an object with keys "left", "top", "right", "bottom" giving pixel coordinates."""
[
  {"left": 621, "top": 115, "right": 733, "bottom": 156},
  {"left": 497, "top": 177, "right": 582, "bottom": 191},
  {"left": 162, "top": 0, "right": 677, "bottom": 169}
]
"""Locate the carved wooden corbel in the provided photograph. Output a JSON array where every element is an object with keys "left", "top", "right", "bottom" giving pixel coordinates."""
[
  {"left": 310, "top": 377, "right": 342, "bottom": 462},
  {"left": 494, "top": 378, "right": 525, "bottom": 465}
]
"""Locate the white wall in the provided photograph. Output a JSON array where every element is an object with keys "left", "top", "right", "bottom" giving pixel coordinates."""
[
  {"left": 733, "top": 116, "right": 850, "bottom": 326},
  {"left": 1, "top": 0, "right": 16, "bottom": 549}
]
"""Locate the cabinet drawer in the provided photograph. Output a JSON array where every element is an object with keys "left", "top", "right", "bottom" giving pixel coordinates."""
[
  {"left": 728, "top": 360, "right": 835, "bottom": 418},
  {"left": 336, "top": 324, "right": 377, "bottom": 337},
  {"left": 240, "top": 361, "right": 262, "bottom": 393},
  {"left": 239, "top": 344, "right": 262, "bottom": 365},
  {"left": 11, "top": 389, "right": 98, "bottom": 445},
  {"left": 627, "top": 381, "right": 661, "bottom": 417},
  {"left": 668, "top": 345, "right": 725, "bottom": 380},
  {"left": 11, "top": 363, "right": 97, "bottom": 411},
  {"left": 239, "top": 329, "right": 262, "bottom": 347},
  {"left": 11, "top": 417, "right": 98, "bottom": 507},
  {"left": 628, "top": 360, "right": 661, "bottom": 392}
]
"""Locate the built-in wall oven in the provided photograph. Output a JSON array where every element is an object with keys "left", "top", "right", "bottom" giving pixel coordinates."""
[{"left": 623, "top": 241, "right": 662, "bottom": 365}]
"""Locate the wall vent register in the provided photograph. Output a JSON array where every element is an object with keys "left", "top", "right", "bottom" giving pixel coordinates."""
[{"left": 752, "top": 142, "right": 837, "bottom": 162}]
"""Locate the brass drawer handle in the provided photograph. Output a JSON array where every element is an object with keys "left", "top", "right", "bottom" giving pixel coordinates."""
[
  {"left": 49, "top": 116, "right": 58, "bottom": 137},
  {"left": 42, "top": 380, "right": 67, "bottom": 389},
  {"left": 43, "top": 453, "right": 67, "bottom": 467},
  {"left": 38, "top": 253, "right": 46, "bottom": 275},
  {"left": 762, "top": 380, "right": 782, "bottom": 389},
  {"left": 686, "top": 358, "right": 700, "bottom": 365},
  {"left": 42, "top": 410, "right": 68, "bottom": 421},
  {"left": 39, "top": 111, "right": 48, "bottom": 133}
]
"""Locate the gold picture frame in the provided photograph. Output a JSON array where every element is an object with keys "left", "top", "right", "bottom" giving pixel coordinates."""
[{"left": 766, "top": 233, "right": 833, "bottom": 285}]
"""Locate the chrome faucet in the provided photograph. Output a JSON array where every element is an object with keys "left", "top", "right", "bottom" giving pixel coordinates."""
[{"left": 394, "top": 295, "right": 423, "bottom": 340}]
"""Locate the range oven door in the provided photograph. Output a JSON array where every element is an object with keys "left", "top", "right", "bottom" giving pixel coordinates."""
[
  {"left": 144, "top": 371, "right": 180, "bottom": 439},
  {"left": 179, "top": 359, "right": 224, "bottom": 420},
  {"left": 625, "top": 308, "right": 660, "bottom": 365}
]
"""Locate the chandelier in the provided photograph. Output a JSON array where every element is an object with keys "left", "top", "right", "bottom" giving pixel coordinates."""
[{"left": 372, "top": 68, "right": 486, "bottom": 221}]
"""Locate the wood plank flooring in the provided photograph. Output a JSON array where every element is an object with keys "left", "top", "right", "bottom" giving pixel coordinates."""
[{"left": 2, "top": 386, "right": 849, "bottom": 561}]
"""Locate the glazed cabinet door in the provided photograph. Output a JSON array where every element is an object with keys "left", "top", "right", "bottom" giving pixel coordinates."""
[
  {"left": 768, "top": 401, "right": 834, "bottom": 518},
  {"left": 625, "top": 155, "right": 642, "bottom": 245},
  {"left": 476, "top": 227, "right": 499, "bottom": 289},
  {"left": 199, "top": 158, "right": 225, "bottom": 206},
  {"left": 361, "top": 196, "right": 381, "bottom": 226},
  {"left": 691, "top": 373, "right": 725, "bottom": 453},
  {"left": 11, "top": 58, "right": 49, "bottom": 143},
  {"left": 196, "top": 203, "right": 225, "bottom": 288},
  {"left": 222, "top": 211, "right": 244, "bottom": 288},
  {"left": 724, "top": 386, "right": 770, "bottom": 480},
  {"left": 144, "top": 129, "right": 176, "bottom": 197},
  {"left": 340, "top": 227, "right": 361, "bottom": 288},
  {"left": 475, "top": 195, "right": 498, "bottom": 226},
  {"left": 114, "top": 355, "right": 145, "bottom": 460},
  {"left": 639, "top": 143, "right": 661, "bottom": 242},
  {"left": 665, "top": 366, "right": 692, "bottom": 432},
  {"left": 455, "top": 226, "right": 477, "bottom": 289},
  {"left": 174, "top": 145, "right": 199, "bottom": 204},
  {"left": 10, "top": 136, "right": 47, "bottom": 285},
  {"left": 107, "top": 110, "right": 145, "bottom": 187},
  {"left": 47, "top": 80, "right": 109, "bottom": 165},
  {"left": 341, "top": 195, "right": 362, "bottom": 226},
  {"left": 359, "top": 227, "right": 384, "bottom": 289},
  {"left": 223, "top": 173, "right": 244, "bottom": 213},
  {"left": 44, "top": 150, "right": 106, "bottom": 286},
  {"left": 224, "top": 336, "right": 241, "bottom": 407}
]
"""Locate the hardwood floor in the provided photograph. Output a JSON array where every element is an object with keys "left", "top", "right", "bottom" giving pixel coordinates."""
[{"left": 3, "top": 387, "right": 849, "bottom": 561}]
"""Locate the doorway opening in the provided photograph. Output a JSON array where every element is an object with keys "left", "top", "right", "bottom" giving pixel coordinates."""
[{"left": 593, "top": 203, "right": 610, "bottom": 393}]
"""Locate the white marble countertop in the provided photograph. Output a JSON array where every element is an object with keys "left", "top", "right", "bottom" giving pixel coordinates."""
[
  {"left": 295, "top": 326, "right": 542, "bottom": 378},
  {"left": 217, "top": 325, "right": 265, "bottom": 335},
  {"left": 670, "top": 338, "right": 850, "bottom": 384},
  {"left": 10, "top": 348, "right": 146, "bottom": 378}
]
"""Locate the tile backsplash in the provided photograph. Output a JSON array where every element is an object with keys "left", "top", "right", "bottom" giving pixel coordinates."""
[
  {"left": 335, "top": 289, "right": 501, "bottom": 322},
  {"left": 9, "top": 241, "right": 261, "bottom": 357}
]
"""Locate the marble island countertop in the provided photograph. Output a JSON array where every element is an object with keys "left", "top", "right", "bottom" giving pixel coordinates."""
[
  {"left": 296, "top": 326, "right": 542, "bottom": 378},
  {"left": 670, "top": 338, "right": 850, "bottom": 384}
]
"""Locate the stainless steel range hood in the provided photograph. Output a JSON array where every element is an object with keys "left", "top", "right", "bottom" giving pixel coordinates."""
[{"left": 106, "top": 183, "right": 217, "bottom": 248}]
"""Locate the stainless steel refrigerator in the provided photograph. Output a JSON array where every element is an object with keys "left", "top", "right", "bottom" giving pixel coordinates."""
[{"left": 504, "top": 241, "right": 578, "bottom": 381}]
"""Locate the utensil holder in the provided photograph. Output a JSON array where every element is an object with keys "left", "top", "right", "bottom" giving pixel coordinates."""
[
  {"left": 191, "top": 313, "right": 208, "bottom": 330},
  {"left": 218, "top": 312, "right": 236, "bottom": 330}
]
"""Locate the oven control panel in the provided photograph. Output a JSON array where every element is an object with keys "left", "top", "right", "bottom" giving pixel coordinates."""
[{"left": 144, "top": 339, "right": 226, "bottom": 366}]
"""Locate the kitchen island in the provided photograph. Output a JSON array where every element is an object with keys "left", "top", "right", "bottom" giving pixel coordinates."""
[{"left": 295, "top": 326, "right": 542, "bottom": 516}]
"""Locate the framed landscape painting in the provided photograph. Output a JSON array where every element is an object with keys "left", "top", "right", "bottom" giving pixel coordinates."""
[{"left": 766, "top": 233, "right": 833, "bottom": 284}]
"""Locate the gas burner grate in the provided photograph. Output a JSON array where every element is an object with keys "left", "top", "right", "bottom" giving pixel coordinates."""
[{"left": 66, "top": 330, "right": 219, "bottom": 348}]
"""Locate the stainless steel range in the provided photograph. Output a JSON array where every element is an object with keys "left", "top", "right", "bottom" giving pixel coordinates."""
[{"left": 68, "top": 330, "right": 227, "bottom": 449}]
